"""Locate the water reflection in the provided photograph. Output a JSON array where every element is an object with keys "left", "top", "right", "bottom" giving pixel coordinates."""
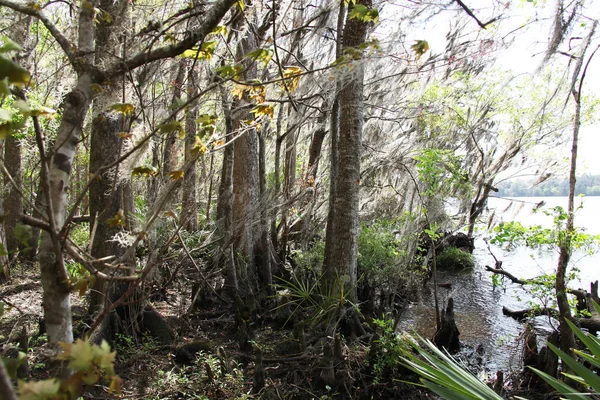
[{"left": 398, "top": 196, "right": 600, "bottom": 372}]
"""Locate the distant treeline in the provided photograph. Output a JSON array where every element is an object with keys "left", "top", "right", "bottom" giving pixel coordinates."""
[{"left": 497, "top": 174, "right": 600, "bottom": 197}]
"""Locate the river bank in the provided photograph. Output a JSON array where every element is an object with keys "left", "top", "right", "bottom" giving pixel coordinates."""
[{"left": 399, "top": 196, "right": 600, "bottom": 373}]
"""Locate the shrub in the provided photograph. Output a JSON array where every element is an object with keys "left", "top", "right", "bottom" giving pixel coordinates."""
[
  {"left": 358, "top": 220, "right": 400, "bottom": 274},
  {"left": 436, "top": 247, "right": 474, "bottom": 270}
]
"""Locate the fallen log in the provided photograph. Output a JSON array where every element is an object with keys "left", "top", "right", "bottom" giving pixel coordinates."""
[
  {"left": 502, "top": 306, "right": 558, "bottom": 321},
  {"left": 575, "top": 317, "right": 600, "bottom": 334},
  {"left": 485, "top": 265, "right": 526, "bottom": 285},
  {"left": 502, "top": 306, "right": 600, "bottom": 333}
]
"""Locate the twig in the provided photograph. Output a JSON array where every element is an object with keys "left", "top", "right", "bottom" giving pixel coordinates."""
[
  {"left": 175, "top": 226, "right": 227, "bottom": 304},
  {"left": 453, "top": 0, "right": 498, "bottom": 30},
  {"left": 0, "top": 295, "right": 25, "bottom": 315}
]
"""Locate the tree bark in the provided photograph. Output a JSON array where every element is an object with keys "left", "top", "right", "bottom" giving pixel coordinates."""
[
  {"left": 323, "top": 0, "right": 345, "bottom": 291},
  {"left": 0, "top": 141, "right": 9, "bottom": 282},
  {"left": 163, "top": 62, "right": 186, "bottom": 188},
  {"left": 180, "top": 61, "right": 199, "bottom": 232},
  {"left": 37, "top": 0, "right": 99, "bottom": 344},
  {"left": 556, "top": 20, "right": 597, "bottom": 358},
  {"left": 324, "top": 0, "right": 370, "bottom": 305},
  {"left": 4, "top": 13, "right": 32, "bottom": 262},
  {"left": 87, "top": 0, "right": 134, "bottom": 319}
]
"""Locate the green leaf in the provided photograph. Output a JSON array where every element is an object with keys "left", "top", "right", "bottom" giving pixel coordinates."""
[
  {"left": 0, "top": 108, "right": 12, "bottom": 122},
  {"left": 14, "top": 223, "right": 32, "bottom": 247},
  {"left": 214, "top": 64, "right": 242, "bottom": 79},
  {"left": 109, "top": 103, "right": 135, "bottom": 115},
  {"left": 246, "top": 48, "right": 273, "bottom": 66},
  {"left": 180, "top": 41, "right": 217, "bottom": 60},
  {"left": 0, "top": 79, "right": 10, "bottom": 96},
  {"left": 13, "top": 99, "right": 30, "bottom": 114},
  {"left": 411, "top": 40, "right": 430, "bottom": 60},
  {"left": 0, "top": 243, "right": 7, "bottom": 257},
  {"left": 529, "top": 367, "right": 588, "bottom": 400},
  {"left": 210, "top": 25, "right": 228, "bottom": 37},
  {"left": 196, "top": 113, "right": 217, "bottom": 126},
  {"left": 157, "top": 120, "right": 184, "bottom": 138},
  {"left": 348, "top": 4, "right": 379, "bottom": 24},
  {"left": 0, "top": 54, "right": 30, "bottom": 85},
  {"left": 132, "top": 165, "right": 159, "bottom": 177},
  {"left": 0, "top": 123, "right": 11, "bottom": 140},
  {"left": 0, "top": 36, "right": 22, "bottom": 53}
]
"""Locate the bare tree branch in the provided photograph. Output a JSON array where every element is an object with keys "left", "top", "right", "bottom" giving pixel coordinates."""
[
  {"left": 0, "top": 0, "right": 78, "bottom": 69},
  {"left": 105, "top": 0, "right": 238, "bottom": 78},
  {"left": 453, "top": 0, "right": 498, "bottom": 30}
]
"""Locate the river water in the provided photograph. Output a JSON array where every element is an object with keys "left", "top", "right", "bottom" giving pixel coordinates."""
[{"left": 397, "top": 196, "right": 600, "bottom": 372}]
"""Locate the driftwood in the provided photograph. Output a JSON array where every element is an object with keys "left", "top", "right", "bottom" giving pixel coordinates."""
[
  {"left": 485, "top": 264, "right": 527, "bottom": 285},
  {"left": 502, "top": 306, "right": 558, "bottom": 321},
  {"left": 502, "top": 306, "right": 600, "bottom": 334},
  {"left": 484, "top": 264, "right": 550, "bottom": 286}
]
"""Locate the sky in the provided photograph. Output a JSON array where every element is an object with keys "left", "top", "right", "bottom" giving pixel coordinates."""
[{"left": 381, "top": 1, "right": 600, "bottom": 175}]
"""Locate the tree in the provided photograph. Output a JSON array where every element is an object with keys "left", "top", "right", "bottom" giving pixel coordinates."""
[
  {"left": 323, "top": 0, "right": 372, "bottom": 331},
  {"left": 555, "top": 18, "right": 598, "bottom": 358},
  {"left": 3, "top": 12, "right": 32, "bottom": 262},
  {"left": 0, "top": 0, "right": 238, "bottom": 345}
]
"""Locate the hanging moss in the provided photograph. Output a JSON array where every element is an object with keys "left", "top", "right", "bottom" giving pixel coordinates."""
[{"left": 436, "top": 247, "right": 474, "bottom": 270}]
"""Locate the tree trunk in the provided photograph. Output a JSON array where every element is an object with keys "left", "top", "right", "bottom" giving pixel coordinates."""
[
  {"left": 4, "top": 13, "right": 32, "bottom": 261},
  {"left": 180, "top": 62, "right": 199, "bottom": 232},
  {"left": 214, "top": 86, "right": 238, "bottom": 306},
  {"left": 278, "top": 105, "right": 299, "bottom": 264},
  {"left": 556, "top": 20, "right": 597, "bottom": 358},
  {"left": 87, "top": 0, "right": 134, "bottom": 318},
  {"left": 433, "top": 297, "right": 460, "bottom": 353},
  {"left": 257, "top": 127, "right": 273, "bottom": 296},
  {"left": 38, "top": 0, "right": 99, "bottom": 344},
  {"left": 323, "top": 0, "right": 345, "bottom": 290},
  {"left": 323, "top": 0, "right": 370, "bottom": 306},
  {"left": 163, "top": 62, "right": 186, "bottom": 186},
  {"left": 0, "top": 141, "right": 10, "bottom": 282}
]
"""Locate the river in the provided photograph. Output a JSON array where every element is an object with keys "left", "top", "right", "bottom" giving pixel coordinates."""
[{"left": 398, "top": 196, "right": 600, "bottom": 372}]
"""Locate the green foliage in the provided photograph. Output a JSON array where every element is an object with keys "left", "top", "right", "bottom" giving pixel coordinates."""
[
  {"left": 0, "top": 36, "right": 31, "bottom": 140},
  {"left": 358, "top": 220, "right": 400, "bottom": 273},
  {"left": 368, "top": 318, "right": 409, "bottom": 382},
  {"left": 245, "top": 48, "right": 272, "bottom": 66},
  {"left": 273, "top": 271, "right": 347, "bottom": 328},
  {"left": 436, "top": 247, "right": 474, "bottom": 270},
  {"left": 415, "top": 148, "right": 471, "bottom": 198},
  {"left": 214, "top": 64, "right": 242, "bottom": 79},
  {"left": 348, "top": 3, "right": 379, "bottom": 24},
  {"left": 69, "top": 222, "right": 90, "bottom": 249},
  {"left": 151, "top": 351, "right": 245, "bottom": 399},
  {"left": 180, "top": 41, "right": 217, "bottom": 60},
  {"left": 399, "top": 334, "right": 503, "bottom": 400},
  {"left": 15, "top": 339, "right": 121, "bottom": 400},
  {"left": 491, "top": 205, "right": 600, "bottom": 253},
  {"left": 292, "top": 239, "right": 325, "bottom": 275}
]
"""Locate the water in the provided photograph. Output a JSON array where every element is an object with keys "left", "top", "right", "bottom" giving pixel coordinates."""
[{"left": 398, "top": 196, "right": 600, "bottom": 372}]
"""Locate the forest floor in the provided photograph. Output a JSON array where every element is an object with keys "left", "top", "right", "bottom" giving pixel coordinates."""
[{"left": 0, "top": 263, "right": 434, "bottom": 399}]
